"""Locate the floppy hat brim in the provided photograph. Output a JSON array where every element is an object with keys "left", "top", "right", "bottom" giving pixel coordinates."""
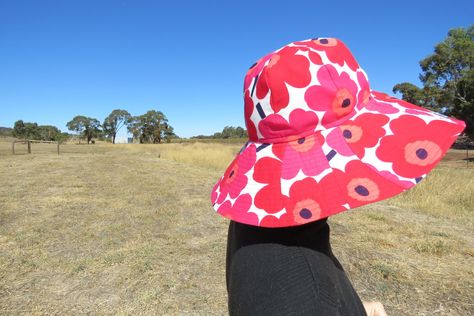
[{"left": 211, "top": 91, "right": 465, "bottom": 228}]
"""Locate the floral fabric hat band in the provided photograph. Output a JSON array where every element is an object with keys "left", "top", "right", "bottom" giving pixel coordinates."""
[{"left": 211, "top": 38, "right": 465, "bottom": 228}]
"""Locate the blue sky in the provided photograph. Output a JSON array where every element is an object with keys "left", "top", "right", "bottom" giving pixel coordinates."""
[{"left": 1, "top": 0, "right": 473, "bottom": 138}]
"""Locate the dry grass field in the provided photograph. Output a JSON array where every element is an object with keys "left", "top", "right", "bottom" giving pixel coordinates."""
[{"left": 0, "top": 139, "right": 473, "bottom": 315}]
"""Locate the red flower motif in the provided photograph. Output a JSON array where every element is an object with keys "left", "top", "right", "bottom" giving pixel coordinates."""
[
  {"left": 244, "top": 91, "right": 258, "bottom": 141},
  {"left": 259, "top": 214, "right": 287, "bottom": 227},
  {"left": 366, "top": 95, "right": 400, "bottom": 114},
  {"left": 295, "top": 38, "right": 359, "bottom": 71},
  {"left": 371, "top": 168, "right": 415, "bottom": 190},
  {"left": 371, "top": 91, "right": 398, "bottom": 103},
  {"left": 328, "top": 113, "right": 389, "bottom": 158},
  {"left": 376, "top": 115, "right": 463, "bottom": 178},
  {"left": 217, "top": 194, "right": 258, "bottom": 226},
  {"left": 214, "top": 144, "right": 257, "bottom": 204},
  {"left": 356, "top": 71, "right": 371, "bottom": 109},
  {"left": 338, "top": 160, "right": 403, "bottom": 208},
  {"left": 373, "top": 91, "right": 421, "bottom": 109},
  {"left": 211, "top": 181, "right": 218, "bottom": 204},
  {"left": 243, "top": 54, "right": 273, "bottom": 92},
  {"left": 284, "top": 173, "right": 346, "bottom": 225},
  {"left": 253, "top": 157, "right": 287, "bottom": 214},
  {"left": 370, "top": 91, "right": 420, "bottom": 114},
  {"left": 305, "top": 65, "right": 358, "bottom": 127},
  {"left": 307, "top": 50, "right": 323, "bottom": 65},
  {"left": 256, "top": 46, "right": 312, "bottom": 113},
  {"left": 258, "top": 108, "right": 319, "bottom": 141},
  {"left": 405, "top": 108, "right": 436, "bottom": 116},
  {"left": 272, "top": 133, "right": 329, "bottom": 179}
]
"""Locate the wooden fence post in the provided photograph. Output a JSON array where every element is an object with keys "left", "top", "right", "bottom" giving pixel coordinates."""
[
  {"left": 27, "top": 141, "right": 31, "bottom": 154},
  {"left": 57, "top": 142, "right": 60, "bottom": 155},
  {"left": 11, "top": 141, "right": 15, "bottom": 155}
]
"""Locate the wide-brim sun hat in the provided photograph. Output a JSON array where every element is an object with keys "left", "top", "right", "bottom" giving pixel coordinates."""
[{"left": 211, "top": 38, "right": 466, "bottom": 228}]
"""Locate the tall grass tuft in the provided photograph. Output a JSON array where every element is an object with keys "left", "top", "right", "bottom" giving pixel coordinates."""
[
  {"left": 158, "top": 142, "right": 243, "bottom": 171},
  {"left": 390, "top": 167, "right": 474, "bottom": 221}
]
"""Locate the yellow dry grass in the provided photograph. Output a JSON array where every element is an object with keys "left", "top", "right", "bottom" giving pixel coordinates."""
[
  {"left": 123, "top": 142, "right": 244, "bottom": 171},
  {"left": 0, "top": 140, "right": 473, "bottom": 315}
]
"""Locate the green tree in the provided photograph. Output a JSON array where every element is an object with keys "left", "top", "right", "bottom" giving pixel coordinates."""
[
  {"left": 38, "top": 125, "right": 61, "bottom": 141},
  {"left": 393, "top": 25, "right": 474, "bottom": 138},
  {"left": 24, "top": 123, "right": 40, "bottom": 140},
  {"left": 221, "top": 126, "right": 233, "bottom": 138},
  {"left": 392, "top": 83, "right": 429, "bottom": 107},
  {"left": 57, "top": 132, "right": 71, "bottom": 143},
  {"left": 235, "top": 126, "right": 246, "bottom": 138},
  {"left": 13, "top": 120, "right": 64, "bottom": 141},
  {"left": 66, "top": 115, "right": 101, "bottom": 144},
  {"left": 127, "top": 110, "right": 175, "bottom": 143},
  {"left": 12, "top": 120, "right": 41, "bottom": 140},
  {"left": 419, "top": 26, "right": 474, "bottom": 112},
  {"left": 162, "top": 123, "right": 176, "bottom": 143},
  {"left": 191, "top": 126, "right": 248, "bottom": 139},
  {"left": 12, "top": 120, "right": 26, "bottom": 138},
  {"left": 103, "top": 109, "right": 132, "bottom": 144}
]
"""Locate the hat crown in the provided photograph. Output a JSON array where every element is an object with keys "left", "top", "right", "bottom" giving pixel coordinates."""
[{"left": 244, "top": 38, "right": 371, "bottom": 143}]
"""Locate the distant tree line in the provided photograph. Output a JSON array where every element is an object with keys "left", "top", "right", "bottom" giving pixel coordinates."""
[
  {"left": 8, "top": 108, "right": 176, "bottom": 144},
  {"left": 0, "top": 127, "right": 13, "bottom": 136},
  {"left": 66, "top": 109, "right": 176, "bottom": 144},
  {"left": 393, "top": 25, "right": 474, "bottom": 139},
  {"left": 191, "top": 126, "right": 248, "bottom": 139},
  {"left": 11, "top": 120, "right": 70, "bottom": 142}
]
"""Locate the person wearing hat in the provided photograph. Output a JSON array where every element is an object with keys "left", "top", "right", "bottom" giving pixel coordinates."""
[{"left": 211, "top": 38, "right": 465, "bottom": 315}]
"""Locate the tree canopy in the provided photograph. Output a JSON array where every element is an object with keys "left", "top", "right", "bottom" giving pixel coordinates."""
[
  {"left": 66, "top": 116, "right": 101, "bottom": 144},
  {"left": 128, "top": 110, "right": 176, "bottom": 143},
  {"left": 192, "top": 126, "right": 248, "bottom": 139},
  {"left": 12, "top": 120, "right": 64, "bottom": 141},
  {"left": 103, "top": 109, "right": 131, "bottom": 144},
  {"left": 11, "top": 109, "right": 175, "bottom": 145},
  {"left": 393, "top": 25, "right": 474, "bottom": 138}
]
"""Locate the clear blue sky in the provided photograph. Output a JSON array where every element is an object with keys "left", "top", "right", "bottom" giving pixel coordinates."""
[{"left": 1, "top": 0, "right": 472, "bottom": 138}]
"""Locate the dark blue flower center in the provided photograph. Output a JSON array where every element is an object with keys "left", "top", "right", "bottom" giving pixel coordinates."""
[
  {"left": 342, "top": 129, "right": 352, "bottom": 139},
  {"left": 342, "top": 98, "right": 351, "bottom": 108},
  {"left": 416, "top": 148, "right": 428, "bottom": 160},
  {"left": 355, "top": 185, "right": 369, "bottom": 196},
  {"left": 298, "top": 137, "right": 306, "bottom": 144},
  {"left": 299, "top": 208, "right": 312, "bottom": 219}
]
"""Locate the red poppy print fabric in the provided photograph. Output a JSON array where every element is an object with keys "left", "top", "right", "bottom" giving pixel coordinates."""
[
  {"left": 252, "top": 157, "right": 287, "bottom": 214},
  {"left": 305, "top": 64, "right": 358, "bottom": 127},
  {"left": 258, "top": 108, "right": 319, "bottom": 142},
  {"left": 326, "top": 113, "right": 389, "bottom": 158},
  {"left": 284, "top": 172, "right": 347, "bottom": 225},
  {"left": 294, "top": 38, "right": 360, "bottom": 71},
  {"left": 272, "top": 133, "right": 328, "bottom": 179},
  {"left": 376, "top": 115, "right": 464, "bottom": 178},
  {"left": 212, "top": 143, "right": 256, "bottom": 205},
  {"left": 255, "top": 46, "right": 312, "bottom": 113},
  {"left": 211, "top": 38, "right": 466, "bottom": 228}
]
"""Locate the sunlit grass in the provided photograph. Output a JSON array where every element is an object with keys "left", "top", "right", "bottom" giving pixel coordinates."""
[
  {"left": 390, "top": 167, "right": 473, "bottom": 220},
  {"left": 157, "top": 142, "right": 243, "bottom": 171},
  {"left": 0, "top": 140, "right": 472, "bottom": 315}
]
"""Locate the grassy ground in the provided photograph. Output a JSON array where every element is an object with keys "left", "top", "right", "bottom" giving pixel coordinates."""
[{"left": 0, "top": 141, "right": 473, "bottom": 315}]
